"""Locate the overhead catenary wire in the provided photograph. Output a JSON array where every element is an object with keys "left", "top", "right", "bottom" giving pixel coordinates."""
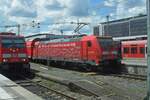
[{"left": 0, "top": 21, "right": 90, "bottom": 35}]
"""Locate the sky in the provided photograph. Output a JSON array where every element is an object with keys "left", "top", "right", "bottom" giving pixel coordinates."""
[{"left": 0, "top": 0, "right": 146, "bottom": 36}]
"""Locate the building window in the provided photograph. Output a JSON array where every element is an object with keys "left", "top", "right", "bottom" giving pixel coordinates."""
[
  {"left": 131, "top": 47, "right": 137, "bottom": 54},
  {"left": 123, "top": 47, "right": 129, "bottom": 54}
]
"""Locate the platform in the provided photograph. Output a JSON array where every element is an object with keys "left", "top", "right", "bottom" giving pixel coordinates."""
[
  {"left": 121, "top": 59, "right": 147, "bottom": 75},
  {"left": 122, "top": 59, "right": 147, "bottom": 67},
  {"left": 0, "top": 74, "right": 42, "bottom": 100}
]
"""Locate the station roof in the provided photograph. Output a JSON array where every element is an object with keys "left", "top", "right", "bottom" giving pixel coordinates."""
[
  {"left": 101, "top": 14, "right": 147, "bottom": 25},
  {"left": 113, "top": 35, "right": 147, "bottom": 41},
  {"left": 122, "top": 39, "right": 147, "bottom": 45}
]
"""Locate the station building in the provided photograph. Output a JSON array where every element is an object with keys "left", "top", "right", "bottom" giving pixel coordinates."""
[{"left": 93, "top": 15, "right": 147, "bottom": 38}]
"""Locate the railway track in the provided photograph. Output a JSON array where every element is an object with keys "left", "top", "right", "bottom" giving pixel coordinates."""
[
  {"left": 14, "top": 74, "right": 77, "bottom": 100},
  {"left": 109, "top": 73, "right": 147, "bottom": 81},
  {"left": 26, "top": 63, "right": 146, "bottom": 99}
]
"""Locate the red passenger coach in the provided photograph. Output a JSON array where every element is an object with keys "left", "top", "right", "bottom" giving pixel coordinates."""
[
  {"left": 28, "top": 35, "right": 120, "bottom": 69},
  {"left": 0, "top": 32, "right": 30, "bottom": 72},
  {"left": 122, "top": 40, "right": 147, "bottom": 59}
]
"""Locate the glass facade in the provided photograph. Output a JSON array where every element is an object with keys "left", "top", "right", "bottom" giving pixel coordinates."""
[
  {"left": 93, "top": 26, "right": 100, "bottom": 36},
  {"left": 104, "top": 22, "right": 129, "bottom": 37},
  {"left": 130, "top": 18, "right": 147, "bottom": 36},
  {"left": 94, "top": 15, "right": 147, "bottom": 37}
]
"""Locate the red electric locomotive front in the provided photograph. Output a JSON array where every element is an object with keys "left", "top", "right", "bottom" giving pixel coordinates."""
[
  {"left": 0, "top": 32, "right": 30, "bottom": 72},
  {"left": 81, "top": 35, "right": 120, "bottom": 66},
  {"left": 31, "top": 35, "right": 120, "bottom": 69}
]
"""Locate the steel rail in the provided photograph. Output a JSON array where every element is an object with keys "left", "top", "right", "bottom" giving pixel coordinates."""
[
  {"left": 19, "top": 74, "right": 77, "bottom": 100},
  {"left": 109, "top": 73, "right": 146, "bottom": 81}
]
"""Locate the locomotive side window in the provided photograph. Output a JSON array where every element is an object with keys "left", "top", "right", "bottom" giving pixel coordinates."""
[
  {"left": 87, "top": 41, "right": 92, "bottom": 47},
  {"left": 131, "top": 47, "right": 137, "bottom": 54},
  {"left": 123, "top": 47, "right": 129, "bottom": 54},
  {"left": 140, "top": 47, "right": 145, "bottom": 54}
]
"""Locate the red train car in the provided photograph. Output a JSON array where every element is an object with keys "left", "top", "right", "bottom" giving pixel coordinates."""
[
  {"left": 26, "top": 41, "right": 32, "bottom": 59},
  {"left": 0, "top": 32, "right": 30, "bottom": 72},
  {"left": 27, "top": 35, "right": 120, "bottom": 69},
  {"left": 121, "top": 40, "right": 147, "bottom": 59},
  {"left": 26, "top": 38, "right": 40, "bottom": 60}
]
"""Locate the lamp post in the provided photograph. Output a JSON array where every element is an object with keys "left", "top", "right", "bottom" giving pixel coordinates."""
[
  {"left": 17, "top": 24, "right": 20, "bottom": 35},
  {"left": 147, "top": 0, "right": 150, "bottom": 99},
  {"left": 106, "top": 15, "right": 109, "bottom": 36}
]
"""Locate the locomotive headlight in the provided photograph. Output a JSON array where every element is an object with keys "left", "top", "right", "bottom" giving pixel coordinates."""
[
  {"left": 22, "top": 59, "right": 26, "bottom": 61},
  {"left": 3, "top": 59, "right": 8, "bottom": 62}
]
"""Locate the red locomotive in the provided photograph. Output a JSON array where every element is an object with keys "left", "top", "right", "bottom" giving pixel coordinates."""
[
  {"left": 26, "top": 35, "right": 120, "bottom": 70},
  {"left": 0, "top": 32, "right": 30, "bottom": 72}
]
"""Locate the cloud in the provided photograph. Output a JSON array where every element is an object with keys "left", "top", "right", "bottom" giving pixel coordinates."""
[
  {"left": 8, "top": 9, "right": 37, "bottom": 18},
  {"left": 125, "top": 0, "right": 145, "bottom": 8},
  {"left": 103, "top": 0, "right": 146, "bottom": 19},
  {"left": 65, "top": 0, "right": 90, "bottom": 17},
  {"left": 0, "top": 0, "right": 147, "bottom": 35},
  {"left": 104, "top": 0, "right": 116, "bottom": 7},
  {"left": 116, "top": 0, "right": 146, "bottom": 19},
  {"left": 7, "top": 0, "right": 37, "bottom": 18},
  {"left": 45, "top": 0, "right": 65, "bottom": 11}
]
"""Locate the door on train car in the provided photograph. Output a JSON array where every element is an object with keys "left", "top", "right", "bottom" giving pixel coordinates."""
[
  {"left": 130, "top": 45, "right": 138, "bottom": 58},
  {"left": 145, "top": 44, "right": 147, "bottom": 58},
  {"left": 33, "top": 42, "right": 39, "bottom": 59},
  {"left": 86, "top": 40, "right": 94, "bottom": 60},
  {"left": 82, "top": 41, "right": 88, "bottom": 60},
  {"left": 82, "top": 40, "right": 93, "bottom": 61}
]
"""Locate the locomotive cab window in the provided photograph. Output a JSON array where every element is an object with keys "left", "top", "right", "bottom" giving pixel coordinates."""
[
  {"left": 97, "top": 37, "right": 113, "bottom": 50},
  {"left": 2, "top": 38, "right": 25, "bottom": 48},
  {"left": 87, "top": 41, "right": 92, "bottom": 47},
  {"left": 131, "top": 47, "right": 137, "bottom": 54},
  {"left": 140, "top": 47, "right": 145, "bottom": 54},
  {"left": 123, "top": 47, "right": 129, "bottom": 54}
]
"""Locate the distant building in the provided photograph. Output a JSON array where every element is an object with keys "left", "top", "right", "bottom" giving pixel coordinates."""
[
  {"left": 93, "top": 26, "right": 100, "bottom": 36},
  {"left": 93, "top": 15, "right": 147, "bottom": 37}
]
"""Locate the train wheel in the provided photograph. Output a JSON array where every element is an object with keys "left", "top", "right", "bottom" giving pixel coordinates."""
[
  {"left": 0, "top": 64, "right": 2, "bottom": 71},
  {"left": 91, "top": 66, "right": 98, "bottom": 72},
  {"left": 23, "top": 63, "right": 30, "bottom": 74},
  {"left": 82, "top": 65, "right": 92, "bottom": 72}
]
